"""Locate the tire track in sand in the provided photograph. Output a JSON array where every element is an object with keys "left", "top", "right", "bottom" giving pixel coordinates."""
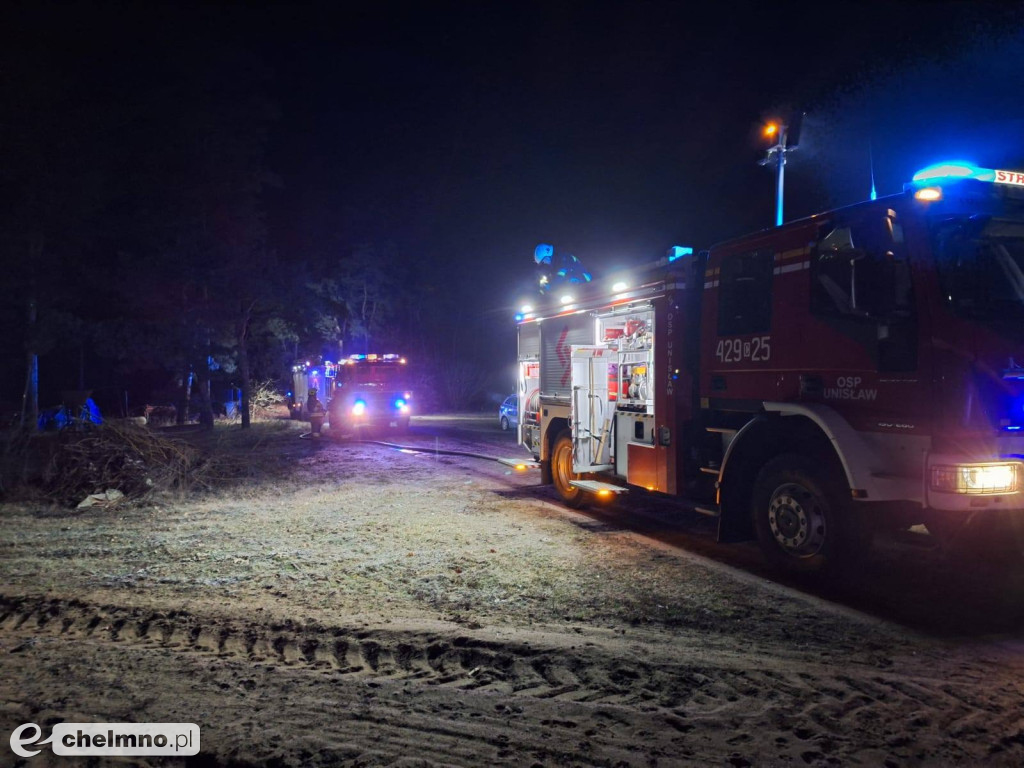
[{"left": 3, "top": 593, "right": 1024, "bottom": 766}]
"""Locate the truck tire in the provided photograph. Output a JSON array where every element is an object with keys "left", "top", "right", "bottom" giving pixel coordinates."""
[
  {"left": 751, "top": 454, "right": 864, "bottom": 573},
  {"left": 551, "top": 431, "right": 586, "bottom": 508}
]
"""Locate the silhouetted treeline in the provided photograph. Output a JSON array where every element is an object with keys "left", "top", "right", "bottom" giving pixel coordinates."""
[{"left": 0, "top": 9, "right": 509, "bottom": 426}]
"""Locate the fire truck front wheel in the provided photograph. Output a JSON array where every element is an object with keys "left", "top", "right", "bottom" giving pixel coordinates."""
[
  {"left": 551, "top": 431, "right": 586, "bottom": 508},
  {"left": 752, "top": 454, "right": 860, "bottom": 573}
]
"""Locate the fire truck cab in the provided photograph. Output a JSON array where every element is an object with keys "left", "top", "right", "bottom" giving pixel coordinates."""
[
  {"left": 326, "top": 354, "right": 412, "bottom": 433},
  {"left": 291, "top": 355, "right": 412, "bottom": 432},
  {"left": 517, "top": 163, "right": 1024, "bottom": 571}
]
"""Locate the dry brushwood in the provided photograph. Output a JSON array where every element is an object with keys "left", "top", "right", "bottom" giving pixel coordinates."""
[
  {"left": 248, "top": 379, "right": 285, "bottom": 422},
  {"left": 43, "top": 422, "right": 205, "bottom": 506}
]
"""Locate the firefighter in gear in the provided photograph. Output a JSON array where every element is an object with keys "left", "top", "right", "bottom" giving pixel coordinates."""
[
  {"left": 307, "top": 388, "right": 325, "bottom": 437},
  {"left": 534, "top": 243, "right": 592, "bottom": 294}
]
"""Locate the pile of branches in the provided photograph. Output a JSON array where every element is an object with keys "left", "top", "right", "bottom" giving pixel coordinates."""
[{"left": 43, "top": 422, "right": 206, "bottom": 506}]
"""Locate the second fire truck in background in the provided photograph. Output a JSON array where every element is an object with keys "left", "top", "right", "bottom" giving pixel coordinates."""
[{"left": 291, "top": 354, "right": 412, "bottom": 432}]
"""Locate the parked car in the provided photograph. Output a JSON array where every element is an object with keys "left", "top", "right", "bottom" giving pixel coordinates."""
[{"left": 499, "top": 394, "right": 518, "bottom": 431}]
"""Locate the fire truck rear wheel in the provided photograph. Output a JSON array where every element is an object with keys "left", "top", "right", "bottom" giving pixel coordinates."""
[
  {"left": 752, "top": 454, "right": 857, "bottom": 573},
  {"left": 552, "top": 431, "right": 586, "bottom": 508}
]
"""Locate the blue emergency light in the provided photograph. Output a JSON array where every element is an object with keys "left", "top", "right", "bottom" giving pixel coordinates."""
[
  {"left": 667, "top": 245, "right": 693, "bottom": 263},
  {"left": 911, "top": 162, "right": 995, "bottom": 183}
]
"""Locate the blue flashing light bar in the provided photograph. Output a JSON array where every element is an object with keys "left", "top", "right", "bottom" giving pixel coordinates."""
[
  {"left": 911, "top": 162, "right": 996, "bottom": 183},
  {"left": 667, "top": 245, "right": 693, "bottom": 263},
  {"left": 346, "top": 353, "right": 406, "bottom": 363}
]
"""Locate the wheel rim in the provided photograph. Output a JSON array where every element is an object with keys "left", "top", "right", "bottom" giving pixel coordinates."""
[
  {"left": 767, "top": 483, "right": 827, "bottom": 558},
  {"left": 501, "top": 417, "right": 509, "bottom": 430},
  {"left": 554, "top": 440, "right": 578, "bottom": 496}
]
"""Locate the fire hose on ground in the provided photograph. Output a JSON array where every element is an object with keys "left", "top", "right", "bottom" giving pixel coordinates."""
[{"left": 298, "top": 429, "right": 537, "bottom": 469}]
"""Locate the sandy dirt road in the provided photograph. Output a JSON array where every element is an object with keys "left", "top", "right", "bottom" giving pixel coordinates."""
[{"left": 2, "top": 416, "right": 1024, "bottom": 766}]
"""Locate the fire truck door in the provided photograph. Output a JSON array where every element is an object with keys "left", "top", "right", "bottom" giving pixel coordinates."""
[{"left": 570, "top": 346, "right": 615, "bottom": 472}]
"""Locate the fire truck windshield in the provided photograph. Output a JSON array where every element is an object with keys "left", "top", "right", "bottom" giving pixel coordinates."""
[
  {"left": 341, "top": 364, "right": 406, "bottom": 387},
  {"left": 932, "top": 214, "right": 1024, "bottom": 336}
]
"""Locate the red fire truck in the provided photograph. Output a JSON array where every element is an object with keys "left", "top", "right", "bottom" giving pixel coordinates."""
[
  {"left": 516, "top": 163, "right": 1024, "bottom": 571},
  {"left": 291, "top": 355, "right": 412, "bottom": 431},
  {"left": 289, "top": 358, "right": 337, "bottom": 419}
]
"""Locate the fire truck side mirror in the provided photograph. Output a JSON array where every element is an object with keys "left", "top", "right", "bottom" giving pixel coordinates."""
[{"left": 819, "top": 226, "right": 855, "bottom": 253}]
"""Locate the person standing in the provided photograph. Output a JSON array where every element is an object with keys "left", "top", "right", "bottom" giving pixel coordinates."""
[{"left": 307, "top": 388, "right": 325, "bottom": 437}]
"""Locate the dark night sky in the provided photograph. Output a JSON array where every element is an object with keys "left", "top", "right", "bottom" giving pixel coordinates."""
[
  {"left": 258, "top": 0, "right": 1024, "bottom": 291},
  {"left": 4, "top": 0, "right": 1024, "bottom": 402}
]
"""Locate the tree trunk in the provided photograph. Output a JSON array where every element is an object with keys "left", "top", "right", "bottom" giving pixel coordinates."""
[
  {"left": 20, "top": 241, "right": 41, "bottom": 429},
  {"left": 238, "top": 301, "right": 255, "bottom": 429},
  {"left": 178, "top": 366, "right": 191, "bottom": 425},
  {"left": 197, "top": 285, "right": 215, "bottom": 430},
  {"left": 196, "top": 368, "right": 214, "bottom": 430},
  {"left": 20, "top": 345, "right": 38, "bottom": 429},
  {"left": 193, "top": 331, "right": 214, "bottom": 431},
  {"left": 20, "top": 292, "right": 38, "bottom": 428}
]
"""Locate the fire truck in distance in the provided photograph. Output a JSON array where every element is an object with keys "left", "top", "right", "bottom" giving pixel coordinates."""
[
  {"left": 291, "top": 354, "right": 412, "bottom": 432},
  {"left": 516, "top": 163, "right": 1024, "bottom": 571}
]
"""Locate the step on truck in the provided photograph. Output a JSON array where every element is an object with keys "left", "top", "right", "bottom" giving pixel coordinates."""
[{"left": 516, "top": 163, "right": 1024, "bottom": 571}]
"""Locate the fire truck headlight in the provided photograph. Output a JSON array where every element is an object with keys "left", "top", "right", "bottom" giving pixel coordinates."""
[
  {"left": 352, "top": 400, "right": 367, "bottom": 416},
  {"left": 930, "top": 463, "right": 1021, "bottom": 494}
]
